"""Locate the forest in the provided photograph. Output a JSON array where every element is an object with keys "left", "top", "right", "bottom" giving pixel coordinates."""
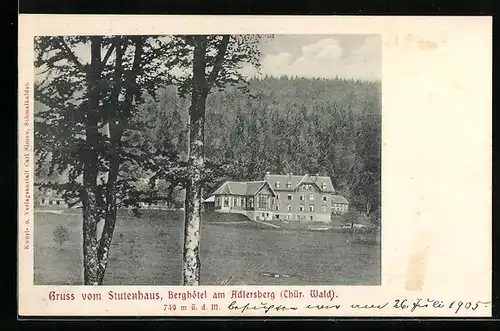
[{"left": 138, "top": 75, "right": 381, "bottom": 216}]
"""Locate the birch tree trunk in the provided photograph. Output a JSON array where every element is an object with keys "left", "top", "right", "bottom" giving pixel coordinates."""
[
  {"left": 183, "top": 36, "right": 208, "bottom": 286},
  {"left": 182, "top": 35, "right": 230, "bottom": 285}
]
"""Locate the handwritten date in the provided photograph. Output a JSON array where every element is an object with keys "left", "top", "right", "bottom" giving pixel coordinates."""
[
  {"left": 228, "top": 299, "right": 490, "bottom": 314},
  {"left": 392, "top": 299, "right": 491, "bottom": 314}
]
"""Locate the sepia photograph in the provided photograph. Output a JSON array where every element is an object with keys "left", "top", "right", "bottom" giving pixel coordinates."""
[{"left": 34, "top": 33, "right": 381, "bottom": 286}]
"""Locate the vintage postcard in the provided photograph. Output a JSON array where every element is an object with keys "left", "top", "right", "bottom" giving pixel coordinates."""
[{"left": 18, "top": 15, "right": 492, "bottom": 317}]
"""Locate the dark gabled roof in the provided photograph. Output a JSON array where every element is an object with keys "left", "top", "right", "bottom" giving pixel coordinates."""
[
  {"left": 331, "top": 195, "right": 349, "bottom": 204},
  {"left": 264, "top": 173, "right": 335, "bottom": 192},
  {"left": 212, "top": 181, "right": 275, "bottom": 197}
]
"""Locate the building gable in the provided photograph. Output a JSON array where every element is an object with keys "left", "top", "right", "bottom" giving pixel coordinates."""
[
  {"left": 212, "top": 182, "right": 232, "bottom": 195},
  {"left": 211, "top": 181, "right": 276, "bottom": 197},
  {"left": 253, "top": 182, "right": 275, "bottom": 197},
  {"left": 264, "top": 172, "right": 335, "bottom": 193}
]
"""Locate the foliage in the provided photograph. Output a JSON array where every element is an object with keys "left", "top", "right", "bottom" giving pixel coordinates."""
[
  {"left": 342, "top": 208, "right": 359, "bottom": 226},
  {"left": 34, "top": 36, "right": 183, "bottom": 215},
  {"left": 53, "top": 224, "right": 70, "bottom": 247},
  {"left": 160, "top": 35, "right": 268, "bottom": 98},
  {"left": 370, "top": 208, "right": 381, "bottom": 226}
]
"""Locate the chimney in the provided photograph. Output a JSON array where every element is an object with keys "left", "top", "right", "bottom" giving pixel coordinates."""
[
  {"left": 315, "top": 173, "right": 319, "bottom": 180},
  {"left": 265, "top": 171, "right": 271, "bottom": 180},
  {"left": 288, "top": 172, "right": 293, "bottom": 177}
]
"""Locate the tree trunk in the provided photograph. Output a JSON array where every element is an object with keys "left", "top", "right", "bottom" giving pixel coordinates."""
[
  {"left": 96, "top": 36, "right": 123, "bottom": 284},
  {"left": 182, "top": 35, "right": 229, "bottom": 286},
  {"left": 97, "top": 195, "right": 117, "bottom": 284},
  {"left": 183, "top": 36, "right": 209, "bottom": 286},
  {"left": 82, "top": 36, "right": 102, "bottom": 285}
]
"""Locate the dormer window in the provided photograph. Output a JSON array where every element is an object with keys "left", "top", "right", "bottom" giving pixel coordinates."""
[
  {"left": 321, "top": 182, "right": 326, "bottom": 190},
  {"left": 286, "top": 181, "right": 292, "bottom": 189},
  {"left": 275, "top": 181, "right": 280, "bottom": 189}
]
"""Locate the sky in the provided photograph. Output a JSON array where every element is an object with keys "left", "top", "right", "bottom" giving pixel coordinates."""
[
  {"left": 247, "top": 34, "right": 381, "bottom": 81},
  {"left": 36, "top": 34, "right": 381, "bottom": 83}
]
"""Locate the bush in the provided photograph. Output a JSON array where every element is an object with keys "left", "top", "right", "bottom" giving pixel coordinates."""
[
  {"left": 370, "top": 209, "right": 381, "bottom": 226},
  {"left": 342, "top": 208, "right": 358, "bottom": 227},
  {"left": 53, "top": 224, "right": 70, "bottom": 248}
]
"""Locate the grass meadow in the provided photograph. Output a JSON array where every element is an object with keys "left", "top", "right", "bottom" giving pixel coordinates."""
[{"left": 34, "top": 207, "right": 380, "bottom": 286}]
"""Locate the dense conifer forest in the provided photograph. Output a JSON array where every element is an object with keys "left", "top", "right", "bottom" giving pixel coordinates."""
[{"left": 140, "top": 76, "right": 381, "bottom": 216}]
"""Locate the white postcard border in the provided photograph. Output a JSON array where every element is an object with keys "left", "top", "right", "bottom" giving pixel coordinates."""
[{"left": 18, "top": 14, "right": 492, "bottom": 317}]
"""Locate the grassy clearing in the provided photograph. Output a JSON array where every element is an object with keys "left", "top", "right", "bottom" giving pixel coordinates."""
[{"left": 34, "top": 207, "right": 380, "bottom": 286}]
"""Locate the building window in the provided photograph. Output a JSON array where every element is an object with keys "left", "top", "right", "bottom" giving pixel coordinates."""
[
  {"left": 276, "top": 194, "right": 280, "bottom": 200},
  {"left": 275, "top": 204, "right": 279, "bottom": 211},
  {"left": 276, "top": 214, "right": 280, "bottom": 219},
  {"left": 266, "top": 213, "right": 269, "bottom": 217},
  {"left": 224, "top": 196, "right": 229, "bottom": 207},
  {"left": 240, "top": 197, "right": 245, "bottom": 206},
  {"left": 249, "top": 198, "right": 254, "bottom": 208},
  {"left": 275, "top": 181, "right": 280, "bottom": 189},
  {"left": 299, "top": 205, "right": 304, "bottom": 211},
  {"left": 287, "top": 214, "right": 291, "bottom": 220},
  {"left": 232, "top": 197, "right": 237, "bottom": 207},
  {"left": 321, "top": 205, "right": 327, "bottom": 213},
  {"left": 257, "top": 194, "right": 269, "bottom": 209},
  {"left": 49, "top": 200, "right": 53, "bottom": 205},
  {"left": 56, "top": 200, "right": 60, "bottom": 205},
  {"left": 309, "top": 194, "right": 315, "bottom": 201},
  {"left": 216, "top": 197, "right": 220, "bottom": 207},
  {"left": 322, "top": 195, "right": 327, "bottom": 202},
  {"left": 310, "top": 215, "right": 314, "bottom": 221},
  {"left": 286, "top": 181, "right": 292, "bottom": 189},
  {"left": 287, "top": 194, "right": 292, "bottom": 200},
  {"left": 41, "top": 199, "right": 45, "bottom": 204},
  {"left": 321, "top": 183, "right": 326, "bottom": 190},
  {"left": 287, "top": 205, "right": 292, "bottom": 211},
  {"left": 262, "top": 213, "right": 265, "bottom": 217},
  {"left": 300, "top": 195, "right": 304, "bottom": 200},
  {"left": 309, "top": 205, "right": 314, "bottom": 212}
]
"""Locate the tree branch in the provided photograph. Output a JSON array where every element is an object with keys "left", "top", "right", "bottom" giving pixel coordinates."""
[
  {"left": 58, "top": 39, "right": 85, "bottom": 72},
  {"left": 124, "top": 36, "right": 144, "bottom": 111},
  {"left": 183, "top": 35, "right": 195, "bottom": 46},
  {"left": 206, "top": 35, "right": 230, "bottom": 89},
  {"left": 101, "top": 43, "right": 116, "bottom": 69}
]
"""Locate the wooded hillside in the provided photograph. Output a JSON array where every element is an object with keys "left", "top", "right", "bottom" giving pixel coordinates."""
[{"left": 140, "top": 75, "right": 381, "bottom": 215}]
